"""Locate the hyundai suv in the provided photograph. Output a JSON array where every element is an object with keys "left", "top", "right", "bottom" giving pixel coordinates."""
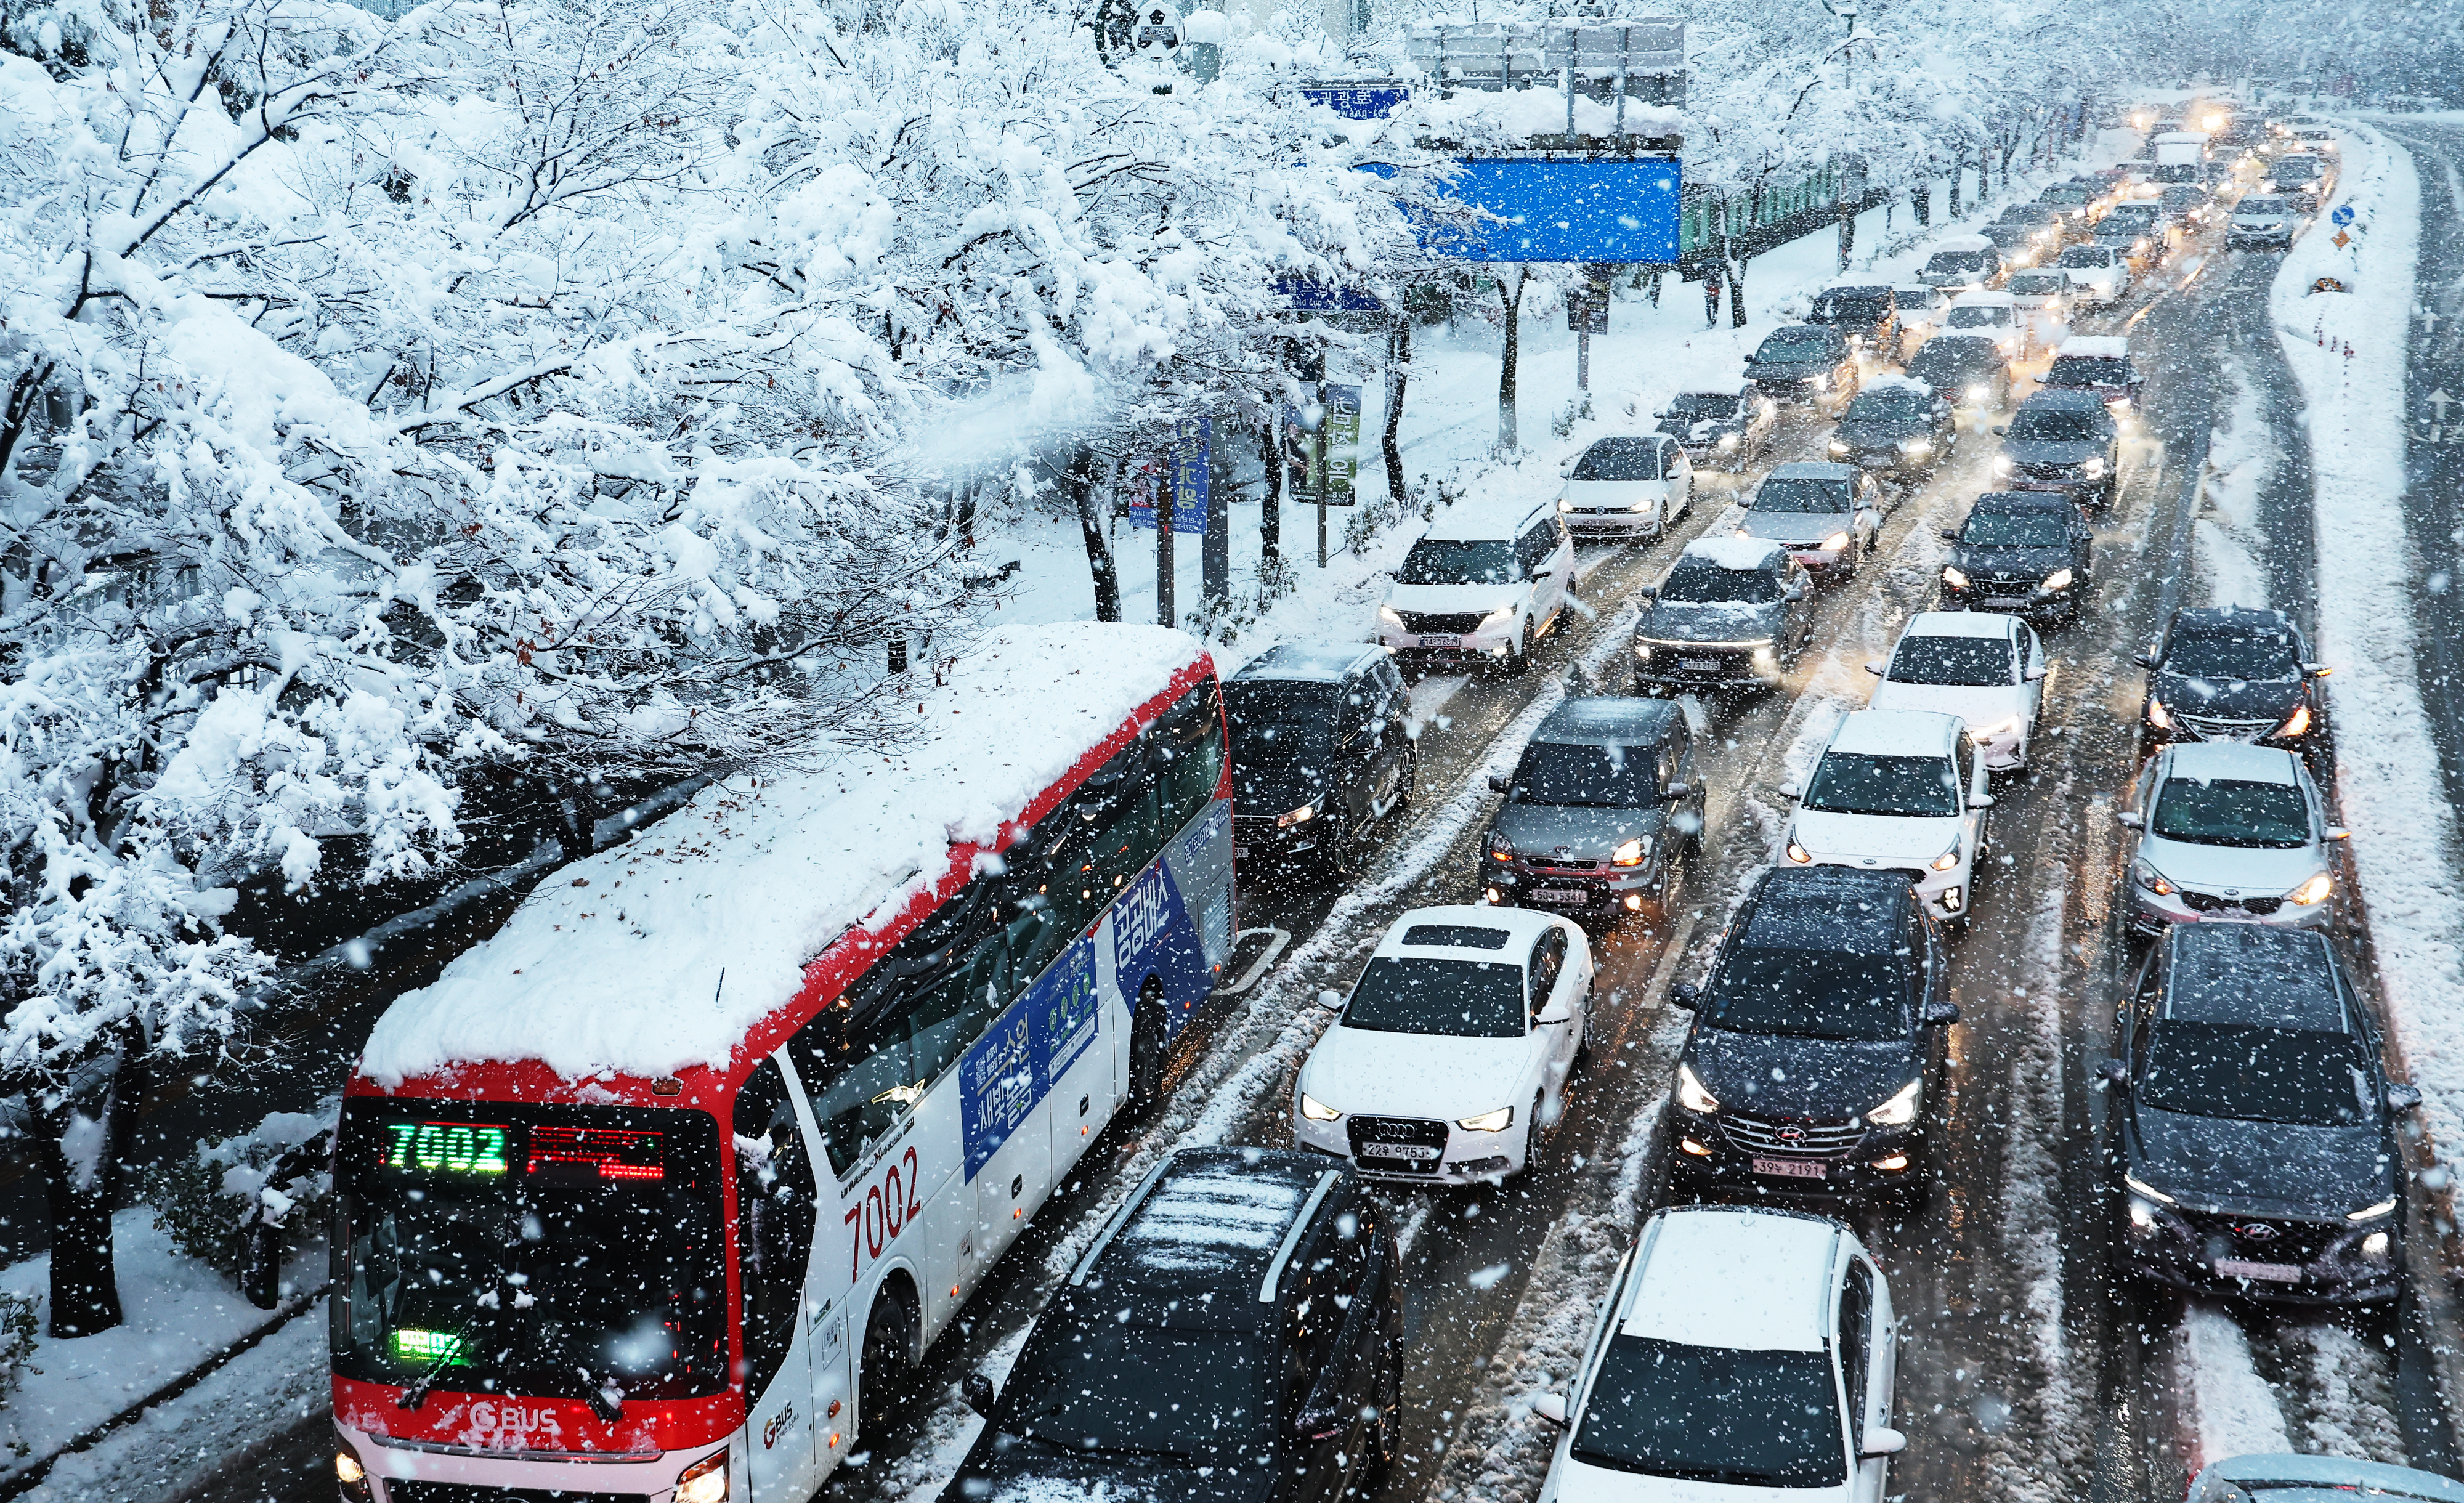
[
  {"left": 1780, "top": 709, "right": 1992, "bottom": 924},
  {"left": 1992, "top": 390, "right": 2121, "bottom": 507},
  {"left": 1634, "top": 538, "right": 1816, "bottom": 694},
  {"left": 2138, "top": 606, "right": 2329, "bottom": 752},
  {"left": 1937, "top": 492, "right": 2095, "bottom": 621},
  {"left": 1479, "top": 697, "right": 1703, "bottom": 918}
]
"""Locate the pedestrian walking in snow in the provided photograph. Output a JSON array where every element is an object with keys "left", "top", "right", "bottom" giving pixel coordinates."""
[{"left": 1704, "top": 273, "right": 1722, "bottom": 328}]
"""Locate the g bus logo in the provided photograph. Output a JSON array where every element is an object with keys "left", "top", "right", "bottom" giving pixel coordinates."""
[
  {"left": 764, "top": 1402, "right": 799, "bottom": 1449},
  {"left": 468, "top": 1401, "right": 554, "bottom": 1438}
]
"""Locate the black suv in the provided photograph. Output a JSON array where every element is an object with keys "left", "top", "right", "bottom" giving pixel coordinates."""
[
  {"left": 1480, "top": 697, "right": 1703, "bottom": 919},
  {"left": 1905, "top": 333, "right": 2011, "bottom": 410},
  {"left": 1663, "top": 865, "right": 1959, "bottom": 1204},
  {"left": 1226, "top": 644, "right": 1416, "bottom": 875},
  {"left": 1807, "top": 284, "right": 1900, "bottom": 352},
  {"left": 1827, "top": 379, "right": 1956, "bottom": 478},
  {"left": 948, "top": 1148, "right": 1401, "bottom": 1502},
  {"left": 2105, "top": 924, "right": 2415, "bottom": 1305},
  {"left": 2138, "top": 606, "right": 2330, "bottom": 753},
  {"left": 1938, "top": 492, "right": 2095, "bottom": 621},
  {"left": 1992, "top": 389, "right": 2120, "bottom": 506},
  {"left": 1745, "top": 325, "right": 1860, "bottom": 410}
]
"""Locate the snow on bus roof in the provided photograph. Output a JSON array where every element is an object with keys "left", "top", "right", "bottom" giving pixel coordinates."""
[{"left": 357, "top": 623, "right": 1207, "bottom": 1089}]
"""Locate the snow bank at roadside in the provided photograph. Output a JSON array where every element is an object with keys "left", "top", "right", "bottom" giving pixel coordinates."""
[
  {"left": 2269, "top": 125, "right": 2464, "bottom": 1167},
  {"left": 2180, "top": 1303, "right": 2294, "bottom": 1466}
]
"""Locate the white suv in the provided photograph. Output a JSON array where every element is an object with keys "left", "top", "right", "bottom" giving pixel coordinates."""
[
  {"left": 1379, "top": 500, "right": 1576, "bottom": 677},
  {"left": 1781, "top": 710, "right": 1992, "bottom": 923},
  {"left": 1533, "top": 1206, "right": 1903, "bottom": 1503}
]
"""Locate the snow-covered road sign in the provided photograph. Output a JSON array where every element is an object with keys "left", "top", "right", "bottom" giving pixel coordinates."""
[{"left": 1415, "top": 156, "right": 1683, "bottom": 265}]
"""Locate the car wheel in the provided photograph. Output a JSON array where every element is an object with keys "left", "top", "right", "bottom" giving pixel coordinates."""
[
  {"left": 1648, "top": 852, "right": 1681, "bottom": 920},
  {"left": 1388, "top": 753, "right": 1419, "bottom": 821},
  {"left": 1127, "top": 985, "right": 1171, "bottom": 1111},
  {"left": 1507, "top": 620, "right": 1536, "bottom": 677}
]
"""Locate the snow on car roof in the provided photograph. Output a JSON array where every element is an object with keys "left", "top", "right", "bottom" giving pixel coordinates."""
[
  {"left": 1234, "top": 641, "right": 1381, "bottom": 683},
  {"left": 1929, "top": 233, "right": 1995, "bottom": 251},
  {"left": 1102, "top": 1148, "right": 1318, "bottom": 1290},
  {"left": 2165, "top": 926, "right": 2346, "bottom": 1031},
  {"left": 356, "top": 622, "right": 1207, "bottom": 1087},
  {"left": 1950, "top": 289, "right": 2017, "bottom": 307},
  {"left": 1899, "top": 610, "right": 2014, "bottom": 641},
  {"left": 1741, "top": 867, "right": 1912, "bottom": 956},
  {"left": 1828, "top": 708, "right": 1964, "bottom": 757},
  {"left": 1859, "top": 373, "right": 1933, "bottom": 396},
  {"left": 2158, "top": 741, "right": 2304, "bottom": 785},
  {"left": 1680, "top": 536, "right": 1786, "bottom": 570},
  {"left": 2057, "top": 336, "right": 2133, "bottom": 359},
  {"left": 1422, "top": 497, "right": 1554, "bottom": 541},
  {"left": 1623, "top": 1207, "right": 1838, "bottom": 1351},
  {"left": 1381, "top": 904, "right": 1550, "bottom": 955}
]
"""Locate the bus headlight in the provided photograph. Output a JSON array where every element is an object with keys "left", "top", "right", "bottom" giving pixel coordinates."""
[
  {"left": 336, "top": 1446, "right": 375, "bottom": 1503},
  {"left": 678, "top": 1451, "right": 731, "bottom": 1503}
]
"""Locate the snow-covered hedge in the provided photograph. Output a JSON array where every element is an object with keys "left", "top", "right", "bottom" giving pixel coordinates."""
[{"left": 141, "top": 1106, "right": 335, "bottom": 1279}]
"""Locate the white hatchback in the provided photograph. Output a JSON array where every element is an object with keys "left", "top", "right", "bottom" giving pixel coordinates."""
[
  {"left": 1533, "top": 1206, "right": 1902, "bottom": 1503},
  {"left": 1781, "top": 710, "right": 1993, "bottom": 923},
  {"left": 1865, "top": 612, "right": 2047, "bottom": 771},
  {"left": 1292, "top": 906, "right": 1592, "bottom": 1183}
]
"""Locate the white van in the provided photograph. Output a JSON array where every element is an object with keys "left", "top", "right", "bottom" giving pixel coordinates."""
[{"left": 1378, "top": 499, "right": 1576, "bottom": 676}]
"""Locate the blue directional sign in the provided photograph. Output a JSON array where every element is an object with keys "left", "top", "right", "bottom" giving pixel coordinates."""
[
  {"left": 1302, "top": 85, "right": 1410, "bottom": 119},
  {"left": 1275, "top": 275, "right": 1385, "bottom": 312},
  {"left": 2331, "top": 204, "right": 2355, "bottom": 227},
  {"left": 1416, "top": 156, "right": 1683, "bottom": 265}
]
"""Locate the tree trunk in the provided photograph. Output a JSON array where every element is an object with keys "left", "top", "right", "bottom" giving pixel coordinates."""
[
  {"left": 1383, "top": 317, "right": 1411, "bottom": 511},
  {"left": 1068, "top": 444, "right": 1121, "bottom": 623},
  {"left": 40, "top": 1048, "right": 147, "bottom": 1338},
  {"left": 1725, "top": 251, "right": 1748, "bottom": 328},
  {"left": 1258, "top": 419, "right": 1281, "bottom": 567},
  {"left": 1948, "top": 163, "right": 1963, "bottom": 218},
  {"left": 1494, "top": 270, "right": 1526, "bottom": 455}
]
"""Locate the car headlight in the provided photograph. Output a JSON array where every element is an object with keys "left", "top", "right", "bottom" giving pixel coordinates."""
[
  {"left": 2038, "top": 568, "right": 2073, "bottom": 593},
  {"left": 1634, "top": 641, "right": 1653, "bottom": 661},
  {"left": 1629, "top": 498, "right": 1655, "bottom": 513},
  {"left": 2287, "top": 871, "right": 2333, "bottom": 906},
  {"left": 2276, "top": 702, "right": 2312, "bottom": 737},
  {"left": 1900, "top": 437, "right": 1932, "bottom": 455},
  {"left": 1610, "top": 836, "right": 1648, "bottom": 867},
  {"left": 2123, "top": 1173, "right": 2174, "bottom": 1205},
  {"left": 1866, "top": 1079, "right": 1923, "bottom": 1126},
  {"left": 1812, "top": 373, "right": 1831, "bottom": 391},
  {"left": 1276, "top": 800, "right": 1318, "bottom": 828},
  {"left": 1830, "top": 439, "right": 1851, "bottom": 456},
  {"left": 1488, "top": 829, "right": 1515, "bottom": 861},
  {"left": 1478, "top": 606, "right": 1517, "bottom": 631},
  {"left": 1785, "top": 837, "right": 1812, "bottom": 864},
  {"left": 1965, "top": 383, "right": 1989, "bottom": 401},
  {"left": 1821, "top": 532, "right": 1852, "bottom": 554},
  {"left": 1558, "top": 496, "right": 1575, "bottom": 513},
  {"left": 1378, "top": 604, "right": 1404, "bottom": 626},
  {"left": 1993, "top": 454, "right": 2013, "bottom": 476},
  {"left": 2133, "top": 858, "right": 2173, "bottom": 896},
  {"left": 1968, "top": 715, "right": 2020, "bottom": 745},
  {"left": 2081, "top": 457, "right": 2107, "bottom": 479},
  {"left": 2128, "top": 1196, "right": 2160, "bottom": 1231},
  {"left": 1458, "top": 1106, "right": 1514, "bottom": 1133},
  {"left": 1677, "top": 1063, "right": 1720, "bottom": 1114},
  {"left": 2348, "top": 1197, "right": 2398, "bottom": 1222},
  {"left": 1718, "top": 432, "right": 1740, "bottom": 450},
  {"left": 1300, "top": 1092, "right": 1343, "bottom": 1122},
  {"left": 1943, "top": 565, "right": 1971, "bottom": 589},
  {"left": 677, "top": 1452, "right": 731, "bottom": 1503},
  {"left": 2146, "top": 697, "right": 2173, "bottom": 729},
  {"left": 1931, "top": 837, "right": 1963, "bottom": 872}
]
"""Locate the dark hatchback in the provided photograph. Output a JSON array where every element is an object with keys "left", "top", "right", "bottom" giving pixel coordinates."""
[
  {"left": 1744, "top": 324, "right": 1859, "bottom": 408},
  {"left": 1480, "top": 697, "right": 1703, "bottom": 920},
  {"left": 1808, "top": 284, "right": 1900, "bottom": 350},
  {"left": 1938, "top": 492, "right": 2094, "bottom": 621},
  {"left": 1664, "top": 865, "right": 1959, "bottom": 1204},
  {"left": 2139, "top": 606, "right": 2330, "bottom": 752},
  {"left": 1826, "top": 379, "right": 1956, "bottom": 477},
  {"left": 2106, "top": 924, "right": 2415, "bottom": 1305},
  {"left": 947, "top": 1148, "right": 1401, "bottom": 1503},
  {"left": 1633, "top": 541, "right": 1816, "bottom": 694},
  {"left": 1905, "top": 332, "right": 2011, "bottom": 410},
  {"left": 1226, "top": 644, "right": 1416, "bottom": 876},
  {"left": 1992, "top": 389, "right": 2120, "bottom": 506}
]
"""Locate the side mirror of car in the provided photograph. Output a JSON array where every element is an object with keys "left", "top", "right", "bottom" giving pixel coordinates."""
[
  {"left": 1939, "top": 528, "right": 1961, "bottom": 543},
  {"left": 2026, "top": 664, "right": 2048, "bottom": 681},
  {"left": 2132, "top": 652, "right": 2156, "bottom": 669},
  {"left": 2117, "top": 810, "right": 2144, "bottom": 829},
  {"left": 1662, "top": 782, "right": 1693, "bottom": 801},
  {"left": 1991, "top": 424, "right": 2008, "bottom": 436},
  {"left": 1488, "top": 774, "right": 1509, "bottom": 793},
  {"left": 2388, "top": 1084, "right": 2423, "bottom": 1112},
  {"left": 1319, "top": 989, "right": 1348, "bottom": 1011},
  {"left": 1862, "top": 1426, "right": 1909, "bottom": 1459},
  {"left": 1864, "top": 662, "right": 1885, "bottom": 677},
  {"left": 2306, "top": 663, "right": 2333, "bottom": 678},
  {"left": 1669, "top": 982, "right": 1700, "bottom": 1010},
  {"left": 2101, "top": 1057, "right": 2130, "bottom": 1085},
  {"left": 1921, "top": 1000, "right": 1962, "bottom": 1026},
  {"left": 1533, "top": 1393, "right": 1571, "bottom": 1428},
  {"left": 962, "top": 1373, "right": 997, "bottom": 1416},
  {"left": 1538, "top": 997, "right": 1574, "bottom": 1026},
  {"left": 1639, "top": 584, "right": 1659, "bottom": 599},
  {"left": 1778, "top": 779, "right": 1801, "bottom": 800},
  {"left": 1969, "top": 792, "right": 1996, "bottom": 809},
  {"left": 1785, "top": 583, "right": 1810, "bottom": 602}
]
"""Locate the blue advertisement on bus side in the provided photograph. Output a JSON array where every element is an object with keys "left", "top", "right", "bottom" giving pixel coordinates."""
[{"left": 959, "top": 938, "right": 1096, "bottom": 1181}]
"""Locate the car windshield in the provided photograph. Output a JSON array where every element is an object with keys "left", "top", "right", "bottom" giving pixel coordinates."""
[
  {"left": 1342, "top": 955, "right": 1525, "bottom": 1038},
  {"left": 2009, "top": 273, "right": 2067, "bottom": 296},
  {"left": 1910, "top": 339, "right": 2001, "bottom": 379},
  {"left": 1509, "top": 740, "right": 1661, "bottom": 809},
  {"left": 1945, "top": 305, "right": 2011, "bottom": 330},
  {"left": 1665, "top": 393, "right": 1738, "bottom": 419},
  {"left": 1398, "top": 538, "right": 1517, "bottom": 585},
  {"left": 1813, "top": 292, "right": 1890, "bottom": 322},
  {"left": 1756, "top": 328, "right": 1832, "bottom": 355},
  {"left": 2150, "top": 776, "right": 2310, "bottom": 848},
  {"left": 1573, "top": 439, "right": 1668, "bottom": 481},
  {"left": 1000, "top": 1324, "right": 1266, "bottom": 1461},
  {"left": 1752, "top": 478, "right": 1850, "bottom": 514},
  {"left": 2275, "top": 160, "right": 2321, "bottom": 182},
  {"left": 2047, "top": 357, "right": 2136, "bottom": 386},
  {"left": 2107, "top": 204, "right": 2160, "bottom": 225},
  {"left": 1802, "top": 751, "right": 1961, "bottom": 817},
  {"left": 1927, "top": 250, "right": 1990, "bottom": 272},
  {"left": 1891, "top": 636, "right": 2015, "bottom": 687},
  {"left": 1704, "top": 948, "right": 1913, "bottom": 1042},
  {"left": 1222, "top": 681, "right": 1332, "bottom": 766},
  {"left": 1660, "top": 561, "right": 1783, "bottom": 604},
  {"left": 2057, "top": 246, "right": 2116, "bottom": 268},
  {"left": 2162, "top": 633, "right": 2301, "bottom": 679},
  {"left": 331, "top": 1102, "right": 729, "bottom": 1404},
  {"left": 1964, "top": 511, "right": 2071, "bottom": 547},
  {"left": 2240, "top": 196, "right": 2288, "bottom": 214},
  {"left": 2163, "top": 189, "right": 2204, "bottom": 208},
  {"left": 2009, "top": 407, "right": 2109, "bottom": 442},
  {"left": 1569, "top": 1335, "right": 1846, "bottom": 1487},
  {"left": 1847, "top": 387, "right": 1931, "bottom": 420},
  {"left": 2140, "top": 1023, "right": 2372, "bottom": 1125}
]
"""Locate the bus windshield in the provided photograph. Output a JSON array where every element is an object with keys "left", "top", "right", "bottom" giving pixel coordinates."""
[{"left": 331, "top": 1101, "right": 729, "bottom": 1405}]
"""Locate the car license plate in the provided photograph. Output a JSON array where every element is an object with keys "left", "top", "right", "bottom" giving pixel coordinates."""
[
  {"left": 1979, "top": 596, "right": 2030, "bottom": 609},
  {"left": 1361, "top": 1142, "right": 1433, "bottom": 1161},
  {"left": 1680, "top": 657, "right": 1723, "bottom": 672},
  {"left": 2215, "top": 1258, "right": 2302, "bottom": 1283},
  {"left": 1859, "top": 455, "right": 1894, "bottom": 468},
  {"left": 1533, "top": 888, "right": 1588, "bottom": 905},
  {"left": 1416, "top": 634, "right": 1461, "bottom": 649},
  {"left": 1753, "top": 1157, "right": 1827, "bottom": 1180},
  {"left": 1233, "top": 845, "right": 1250, "bottom": 860}
]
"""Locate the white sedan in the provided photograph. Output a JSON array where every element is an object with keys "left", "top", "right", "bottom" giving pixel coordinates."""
[
  {"left": 1864, "top": 612, "right": 2047, "bottom": 771},
  {"left": 1293, "top": 906, "right": 1592, "bottom": 1183}
]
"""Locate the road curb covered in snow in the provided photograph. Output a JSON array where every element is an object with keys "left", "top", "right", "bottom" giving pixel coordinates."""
[{"left": 2271, "top": 118, "right": 2464, "bottom": 1434}]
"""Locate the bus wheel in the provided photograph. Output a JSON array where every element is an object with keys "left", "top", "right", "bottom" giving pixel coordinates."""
[
  {"left": 857, "top": 1287, "right": 916, "bottom": 1443},
  {"left": 1129, "top": 984, "right": 1170, "bottom": 1112}
]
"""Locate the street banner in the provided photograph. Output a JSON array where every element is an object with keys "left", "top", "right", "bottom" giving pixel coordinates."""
[
  {"left": 1322, "top": 385, "right": 1361, "bottom": 506},
  {"left": 1129, "top": 418, "right": 1210, "bottom": 533}
]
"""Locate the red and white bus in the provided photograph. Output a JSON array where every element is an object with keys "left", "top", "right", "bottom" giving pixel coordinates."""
[{"left": 329, "top": 624, "right": 1234, "bottom": 1502}]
